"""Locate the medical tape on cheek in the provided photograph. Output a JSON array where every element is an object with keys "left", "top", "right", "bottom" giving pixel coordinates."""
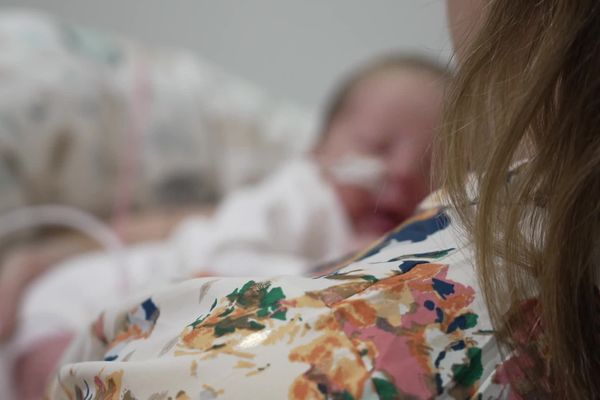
[{"left": 327, "top": 155, "right": 385, "bottom": 193}]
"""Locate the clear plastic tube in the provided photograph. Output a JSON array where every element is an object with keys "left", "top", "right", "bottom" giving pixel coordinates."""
[{"left": 0, "top": 205, "right": 129, "bottom": 292}]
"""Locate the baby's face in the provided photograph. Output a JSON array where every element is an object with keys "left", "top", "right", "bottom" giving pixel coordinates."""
[{"left": 316, "top": 70, "right": 444, "bottom": 238}]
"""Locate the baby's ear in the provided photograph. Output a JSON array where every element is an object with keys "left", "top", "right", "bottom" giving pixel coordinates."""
[
  {"left": 308, "top": 143, "right": 329, "bottom": 166},
  {"left": 309, "top": 129, "right": 330, "bottom": 152}
]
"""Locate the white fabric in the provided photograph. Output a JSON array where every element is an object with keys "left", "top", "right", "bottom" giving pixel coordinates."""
[{"left": 170, "top": 158, "right": 352, "bottom": 277}]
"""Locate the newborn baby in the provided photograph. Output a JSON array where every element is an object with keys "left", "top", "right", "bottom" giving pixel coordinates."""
[
  {"left": 316, "top": 56, "right": 447, "bottom": 242},
  {"left": 8, "top": 55, "right": 448, "bottom": 399}
]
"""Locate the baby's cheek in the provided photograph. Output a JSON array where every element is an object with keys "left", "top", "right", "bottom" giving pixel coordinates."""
[{"left": 334, "top": 184, "right": 375, "bottom": 221}]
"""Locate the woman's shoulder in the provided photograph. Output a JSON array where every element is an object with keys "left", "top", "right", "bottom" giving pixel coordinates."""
[{"left": 49, "top": 207, "right": 510, "bottom": 399}]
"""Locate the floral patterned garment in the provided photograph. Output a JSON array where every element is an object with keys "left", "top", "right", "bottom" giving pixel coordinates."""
[{"left": 48, "top": 208, "right": 512, "bottom": 399}]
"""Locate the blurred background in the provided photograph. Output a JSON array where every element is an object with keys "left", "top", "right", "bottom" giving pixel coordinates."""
[
  {"left": 0, "top": 0, "right": 451, "bottom": 112},
  {"left": 0, "top": 4, "right": 454, "bottom": 397}
]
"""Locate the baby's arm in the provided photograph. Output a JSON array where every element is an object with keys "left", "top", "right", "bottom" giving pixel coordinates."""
[
  {"left": 0, "top": 235, "right": 97, "bottom": 340},
  {"left": 0, "top": 206, "right": 214, "bottom": 341}
]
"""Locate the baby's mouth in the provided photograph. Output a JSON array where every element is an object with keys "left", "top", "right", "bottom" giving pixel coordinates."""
[{"left": 361, "top": 209, "right": 407, "bottom": 235}]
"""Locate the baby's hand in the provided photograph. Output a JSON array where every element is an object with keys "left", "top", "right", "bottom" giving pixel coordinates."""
[
  {"left": 0, "top": 234, "right": 101, "bottom": 341},
  {"left": 13, "top": 332, "right": 74, "bottom": 399}
]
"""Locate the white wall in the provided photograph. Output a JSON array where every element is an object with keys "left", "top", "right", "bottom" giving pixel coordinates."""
[{"left": 0, "top": 0, "right": 452, "bottom": 111}]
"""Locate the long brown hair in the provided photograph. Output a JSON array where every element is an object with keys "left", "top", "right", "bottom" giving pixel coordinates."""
[{"left": 435, "top": 0, "right": 600, "bottom": 397}]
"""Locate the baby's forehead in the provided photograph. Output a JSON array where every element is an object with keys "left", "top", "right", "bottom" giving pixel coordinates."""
[
  {"left": 354, "top": 67, "right": 445, "bottom": 94},
  {"left": 347, "top": 69, "right": 445, "bottom": 109}
]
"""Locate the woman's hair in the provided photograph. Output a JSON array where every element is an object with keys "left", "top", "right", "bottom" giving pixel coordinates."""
[
  {"left": 321, "top": 54, "right": 450, "bottom": 136},
  {"left": 435, "top": 0, "right": 600, "bottom": 397}
]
